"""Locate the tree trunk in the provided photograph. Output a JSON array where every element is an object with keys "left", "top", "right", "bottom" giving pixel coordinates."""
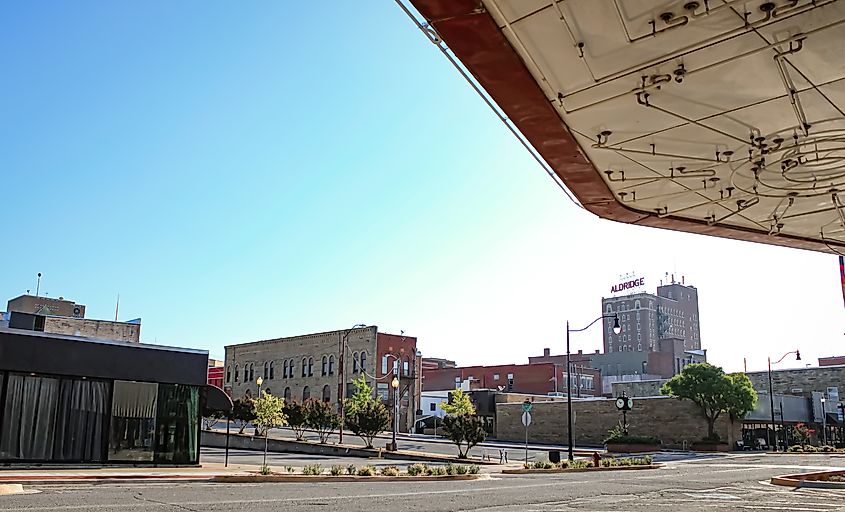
[{"left": 707, "top": 416, "right": 716, "bottom": 439}]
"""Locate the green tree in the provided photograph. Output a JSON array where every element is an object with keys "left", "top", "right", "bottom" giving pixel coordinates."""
[
  {"left": 442, "top": 414, "right": 487, "bottom": 458},
  {"left": 661, "top": 363, "right": 757, "bottom": 441},
  {"left": 344, "top": 376, "right": 389, "bottom": 448},
  {"left": 441, "top": 389, "right": 475, "bottom": 416},
  {"left": 282, "top": 400, "right": 309, "bottom": 441},
  {"left": 252, "top": 391, "right": 287, "bottom": 469},
  {"left": 232, "top": 398, "right": 256, "bottom": 434},
  {"left": 201, "top": 404, "right": 225, "bottom": 431},
  {"left": 345, "top": 375, "right": 375, "bottom": 416},
  {"left": 305, "top": 399, "right": 341, "bottom": 443},
  {"left": 346, "top": 401, "right": 390, "bottom": 448}
]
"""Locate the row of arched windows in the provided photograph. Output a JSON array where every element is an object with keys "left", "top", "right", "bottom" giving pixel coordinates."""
[
  {"left": 275, "top": 385, "right": 331, "bottom": 402},
  {"left": 226, "top": 352, "right": 370, "bottom": 384}
]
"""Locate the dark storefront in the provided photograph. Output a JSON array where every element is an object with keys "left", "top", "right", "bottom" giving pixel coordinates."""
[{"left": 0, "top": 328, "right": 208, "bottom": 465}]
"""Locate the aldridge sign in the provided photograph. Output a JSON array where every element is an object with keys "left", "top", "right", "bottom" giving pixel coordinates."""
[{"left": 611, "top": 277, "right": 644, "bottom": 294}]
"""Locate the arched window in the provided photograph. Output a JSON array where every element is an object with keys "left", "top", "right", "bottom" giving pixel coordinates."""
[
  {"left": 353, "top": 353, "right": 359, "bottom": 373},
  {"left": 308, "top": 357, "right": 314, "bottom": 377},
  {"left": 243, "top": 365, "right": 248, "bottom": 382},
  {"left": 234, "top": 364, "right": 239, "bottom": 382},
  {"left": 264, "top": 388, "right": 271, "bottom": 396},
  {"left": 226, "top": 366, "right": 231, "bottom": 383},
  {"left": 322, "top": 356, "right": 328, "bottom": 376},
  {"left": 360, "top": 352, "right": 367, "bottom": 372},
  {"left": 284, "top": 387, "right": 291, "bottom": 401},
  {"left": 303, "top": 386, "right": 311, "bottom": 401},
  {"left": 289, "top": 359, "right": 295, "bottom": 378},
  {"left": 269, "top": 361, "right": 275, "bottom": 379},
  {"left": 606, "top": 304, "right": 612, "bottom": 313},
  {"left": 328, "top": 355, "right": 334, "bottom": 375},
  {"left": 283, "top": 360, "right": 289, "bottom": 379},
  {"left": 322, "top": 384, "right": 331, "bottom": 402},
  {"left": 248, "top": 363, "right": 254, "bottom": 382},
  {"left": 302, "top": 358, "right": 307, "bottom": 377},
  {"left": 382, "top": 355, "right": 389, "bottom": 375},
  {"left": 263, "top": 362, "right": 269, "bottom": 380},
  {"left": 403, "top": 357, "right": 410, "bottom": 377},
  {"left": 635, "top": 300, "right": 641, "bottom": 309}
]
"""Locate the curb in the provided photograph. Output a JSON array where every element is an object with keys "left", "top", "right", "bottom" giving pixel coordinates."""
[
  {"left": 0, "top": 484, "right": 25, "bottom": 495},
  {"left": 0, "top": 475, "right": 224, "bottom": 484},
  {"left": 502, "top": 464, "right": 662, "bottom": 475},
  {"left": 211, "top": 473, "right": 488, "bottom": 483},
  {"left": 770, "top": 470, "right": 845, "bottom": 489}
]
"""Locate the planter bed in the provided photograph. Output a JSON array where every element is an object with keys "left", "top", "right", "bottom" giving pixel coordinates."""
[
  {"left": 212, "top": 473, "right": 486, "bottom": 483},
  {"left": 502, "top": 464, "right": 661, "bottom": 475},
  {"left": 771, "top": 469, "right": 845, "bottom": 489}
]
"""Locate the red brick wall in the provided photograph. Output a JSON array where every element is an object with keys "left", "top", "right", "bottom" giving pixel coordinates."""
[
  {"left": 208, "top": 366, "right": 224, "bottom": 389},
  {"left": 819, "top": 356, "right": 845, "bottom": 367}
]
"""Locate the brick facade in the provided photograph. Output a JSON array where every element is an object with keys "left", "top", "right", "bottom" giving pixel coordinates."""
[
  {"left": 745, "top": 366, "right": 845, "bottom": 397},
  {"left": 423, "top": 363, "right": 601, "bottom": 397},
  {"left": 496, "top": 396, "right": 740, "bottom": 448},
  {"left": 42, "top": 317, "right": 140, "bottom": 343},
  {"left": 224, "top": 326, "right": 420, "bottom": 432}
]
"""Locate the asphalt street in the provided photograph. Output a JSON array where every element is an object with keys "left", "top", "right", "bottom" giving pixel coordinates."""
[
  {"left": 4, "top": 453, "right": 845, "bottom": 511},
  {"left": 213, "top": 424, "right": 589, "bottom": 463}
]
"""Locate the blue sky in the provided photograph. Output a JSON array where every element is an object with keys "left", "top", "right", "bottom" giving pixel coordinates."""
[{"left": 1, "top": 2, "right": 842, "bottom": 373}]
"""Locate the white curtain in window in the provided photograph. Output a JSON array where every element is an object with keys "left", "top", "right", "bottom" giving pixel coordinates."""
[{"left": 112, "top": 381, "right": 158, "bottom": 418}]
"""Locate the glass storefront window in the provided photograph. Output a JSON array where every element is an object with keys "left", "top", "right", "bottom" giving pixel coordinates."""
[
  {"left": 0, "top": 374, "right": 60, "bottom": 460},
  {"left": 109, "top": 381, "right": 158, "bottom": 462},
  {"left": 154, "top": 384, "right": 199, "bottom": 464}
]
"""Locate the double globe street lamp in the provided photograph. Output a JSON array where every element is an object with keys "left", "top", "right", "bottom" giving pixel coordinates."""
[{"left": 566, "top": 314, "right": 621, "bottom": 461}]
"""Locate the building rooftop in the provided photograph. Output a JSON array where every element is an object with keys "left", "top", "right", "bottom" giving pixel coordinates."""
[{"left": 0, "top": 326, "right": 205, "bottom": 356}]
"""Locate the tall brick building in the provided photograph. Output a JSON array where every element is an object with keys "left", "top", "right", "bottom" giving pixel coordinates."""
[{"left": 224, "top": 326, "right": 421, "bottom": 432}]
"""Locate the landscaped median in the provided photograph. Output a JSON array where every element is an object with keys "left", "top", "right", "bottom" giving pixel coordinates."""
[
  {"left": 212, "top": 463, "right": 487, "bottom": 483},
  {"left": 502, "top": 456, "right": 660, "bottom": 474},
  {"left": 771, "top": 469, "right": 845, "bottom": 489}
]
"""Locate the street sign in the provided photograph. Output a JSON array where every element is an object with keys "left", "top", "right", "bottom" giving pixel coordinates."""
[
  {"left": 522, "top": 401, "right": 532, "bottom": 413},
  {"left": 522, "top": 411, "right": 532, "bottom": 427}
]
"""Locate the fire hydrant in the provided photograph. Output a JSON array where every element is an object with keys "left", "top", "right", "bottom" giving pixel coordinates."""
[{"left": 592, "top": 451, "right": 601, "bottom": 467}]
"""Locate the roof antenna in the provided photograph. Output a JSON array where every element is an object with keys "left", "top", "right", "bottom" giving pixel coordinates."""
[
  {"left": 35, "top": 273, "right": 42, "bottom": 297},
  {"left": 115, "top": 294, "right": 120, "bottom": 322}
]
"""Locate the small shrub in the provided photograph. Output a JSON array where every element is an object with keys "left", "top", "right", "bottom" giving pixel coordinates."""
[
  {"left": 259, "top": 465, "right": 272, "bottom": 475},
  {"left": 788, "top": 445, "right": 804, "bottom": 452},
  {"left": 380, "top": 466, "right": 400, "bottom": 477},
  {"left": 454, "top": 464, "right": 468, "bottom": 475},
  {"left": 445, "top": 463, "right": 455, "bottom": 475},
  {"left": 560, "top": 459, "right": 590, "bottom": 469},
  {"left": 531, "top": 460, "right": 554, "bottom": 469},
  {"left": 407, "top": 463, "right": 428, "bottom": 476},
  {"left": 804, "top": 445, "right": 819, "bottom": 453},
  {"left": 346, "top": 464, "right": 357, "bottom": 475},
  {"left": 330, "top": 465, "right": 345, "bottom": 476},
  {"left": 285, "top": 466, "right": 295, "bottom": 473},
  {"left": 356, "top": 465, "right": 375, "bottom": 476},
  {"left": 821, "top": 445, "right": 835, "bottom": 453},
  {"left": 303, "top": 464, "right": 324, "bottom": 475},
  {"left": 428, "top": 466, "right": 446, "bottom": 476},
  {"left": 601, "top": 457, "right": 620, "bottom": 467},
  {"left": 468, "top": 465, "right": 480, "bottom": 475}
]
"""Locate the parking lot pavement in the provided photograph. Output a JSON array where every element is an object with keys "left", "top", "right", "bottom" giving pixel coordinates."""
[{"left": 4, "top": 453, "right": 845, "bottom": 511}]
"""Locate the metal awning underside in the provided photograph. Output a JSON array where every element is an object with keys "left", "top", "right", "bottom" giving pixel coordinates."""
[{"left": 408, "top": 0, "right": 845, "bottom": 253}]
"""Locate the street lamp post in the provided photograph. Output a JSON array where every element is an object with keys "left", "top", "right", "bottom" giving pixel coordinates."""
[
  {"left": 391, "top": 361, "right": 400, "bottom": 452},
  {"left": 255, "top": 376, "right": 267, "bottom": 466},
  {"left": 566, "top": 314, "right": 621, "bottom": 461},
  {"left": 821, "top": 396, "right": 827, "bottom": 446},
  {"left": 338, "top": 323, "right": 367, "bottom": 444},
  {"left": 767, "top": 350, "right": 800, "bottom": 452}
]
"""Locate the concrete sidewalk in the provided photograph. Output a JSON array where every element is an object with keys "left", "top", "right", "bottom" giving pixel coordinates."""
[{"left": 0, "top": 463, "right": 255, "bottom": 484}]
